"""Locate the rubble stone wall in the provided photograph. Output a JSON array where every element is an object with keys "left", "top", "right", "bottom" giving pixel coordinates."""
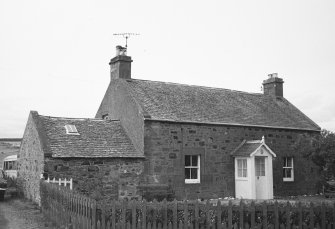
[
  {"left": 44, "top": 158, "right": 144, "bottom": 203},
  {"left": 17, "top": 113, "right": 44, "bottom": 204},
  {"left": 144, "top": 120, "right": 321, "bottom": 200}
]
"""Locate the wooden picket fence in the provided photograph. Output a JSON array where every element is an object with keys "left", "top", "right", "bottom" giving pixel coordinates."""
[
  {"left": 40, "top": 182, "right": 335, "bottom": 229},
  {"left": 44, "top": 176, "right": 73, "bottom": 190}
]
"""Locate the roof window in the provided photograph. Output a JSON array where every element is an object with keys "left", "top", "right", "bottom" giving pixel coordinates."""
[{"left": 64, "top": 125, "right": 79, "bottom": 135}]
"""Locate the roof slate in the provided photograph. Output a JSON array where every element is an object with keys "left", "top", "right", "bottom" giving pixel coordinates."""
[
  {"left": 124, "top": 79, "right": 320, "bottom": 131},
  {"left": 231, "top": 141, "right": 262, "bottom": 157},
  {"left": 37, "top": 115, "right": 142, "bottom": 158}
]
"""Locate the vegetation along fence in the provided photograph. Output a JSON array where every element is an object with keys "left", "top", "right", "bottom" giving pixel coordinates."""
[{"left": 40, "top": 182, "right": 335, "bottom": 229}]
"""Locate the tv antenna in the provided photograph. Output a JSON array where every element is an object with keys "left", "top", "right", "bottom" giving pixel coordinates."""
[{"left": 113, "top": 33, "right": 140, "bottom": 50}]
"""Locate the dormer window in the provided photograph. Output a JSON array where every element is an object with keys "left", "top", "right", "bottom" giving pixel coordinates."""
[{"left": 65, "top": 125, "right": 79, "bottom": 135}]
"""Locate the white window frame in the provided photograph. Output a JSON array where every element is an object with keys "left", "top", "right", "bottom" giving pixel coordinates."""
[
  {"left": 237, "top": 158, "right": 248, "bottom": 178},
  {"left": 65, "top": 125, "right": 79, "bottom": 135},
  {"left": 255, "top": 157, "right": 266, "bottom": 177},
  {"left": 185, "top": 155, "right": 200, "bottom": 184},
  {"left": 283, "top": 157, "right": 294, "bottom": 182}
]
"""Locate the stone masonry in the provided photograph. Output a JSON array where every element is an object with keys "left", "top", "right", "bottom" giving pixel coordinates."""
[
  {"left": 143, "top": 120, "right": 320, "bottom": 200},
  {"left": 44, "top": 158, "right": 143, "bottom": 202},
  {"left": 18, "top": 113, "right": 45, "bottom": 204}
]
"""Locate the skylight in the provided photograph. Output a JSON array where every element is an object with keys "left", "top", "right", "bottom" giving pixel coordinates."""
[{"left": 64, "top": 125, "right": 79, "bottom": 135}]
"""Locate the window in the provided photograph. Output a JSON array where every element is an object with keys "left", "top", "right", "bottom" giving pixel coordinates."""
[
  {"left": 64, "top": 125, "right": 79, "bottom": 135},
  {"left": 185, "top": 155, "right": 200, "bottom": 183},
  {"left": 255, "top": 157, "right": 265, "bottom": 176},
  {"left": 237, "top": 159, "right": 247, "bottom": 177},
  {"left": 283, "top": 157, "right": 294, "bottom": 181}
]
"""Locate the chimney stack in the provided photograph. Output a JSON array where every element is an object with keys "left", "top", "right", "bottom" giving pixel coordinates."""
[
  {"left": 109, "top": 46, "right": 132, "bottom": 80},
  {"left": 262, "top": 73, "right": 284, "bottom": 97}
]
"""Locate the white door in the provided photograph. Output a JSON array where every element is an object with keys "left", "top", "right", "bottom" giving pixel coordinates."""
[{"left": 255, "top": 156, "right": 268, "bottom": 199}]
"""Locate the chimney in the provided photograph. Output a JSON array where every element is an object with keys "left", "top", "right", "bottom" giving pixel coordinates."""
[
  {"left": 109, "top": 46, "right": 132, "bottom": 80},
  {"left": 262, "top": 73, "right": 284, "bottom": 97}
]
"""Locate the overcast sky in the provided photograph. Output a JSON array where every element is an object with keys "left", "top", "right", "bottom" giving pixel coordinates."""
[{"left": 1, "top": 0, "right": 335, "bottom": 138}]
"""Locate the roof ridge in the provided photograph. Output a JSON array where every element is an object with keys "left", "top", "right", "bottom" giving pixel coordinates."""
[
  {"left": 127, "top": 78, "right": 263, "bottom": 96},
  {"left": 39, "top": 115, "right": 120, "bottom": 122}
]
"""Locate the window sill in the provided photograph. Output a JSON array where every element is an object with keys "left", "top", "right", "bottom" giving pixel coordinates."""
[
  {"left": 185, "top": 180, "right": 200, "bottom": 184},
  {"left": 236, "top": 177, "right": 248, "bottom": 181},
  {"left": 283, "top": 178, "right": 294, "bottom": 182}
]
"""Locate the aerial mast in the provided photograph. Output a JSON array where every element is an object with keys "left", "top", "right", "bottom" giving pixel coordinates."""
[{"left": 113, "top": 33, "right": 140, "bottom": 54}]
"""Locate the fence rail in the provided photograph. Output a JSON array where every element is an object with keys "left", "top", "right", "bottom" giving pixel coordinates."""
[
  {"left": 40, "top": 182, "right": 335, "bottom": 229},
  {"left": 42, "top": 176, "right": 73, "bottom": 190}
]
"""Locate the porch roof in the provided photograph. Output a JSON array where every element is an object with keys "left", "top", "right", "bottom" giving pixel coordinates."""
[{"left": 230, "top": 137, "right": 276, "bottom": 157}]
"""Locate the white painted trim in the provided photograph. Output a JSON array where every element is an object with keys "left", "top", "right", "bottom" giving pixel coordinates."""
[
  {"left": 185, "top": 155, "right": 200, "bottom": 184},
  {"left": 283, "top": 157, "right": 294, "bottom": 182},
  {"left": 250, "top": 143, "right": 276, "bottom": 157}
]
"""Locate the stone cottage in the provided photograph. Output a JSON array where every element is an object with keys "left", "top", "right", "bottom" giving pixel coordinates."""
[{"left": 18, "top": 49, "right": 321, "bottom": 203}]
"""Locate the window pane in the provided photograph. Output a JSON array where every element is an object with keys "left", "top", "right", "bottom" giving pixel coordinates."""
[
  {"left": 237, "top": 160, "right": 242, "bottom": 169},
  {"left": 283, "top": 168, "right": 292, "bottom": 178},
  {"left": 185, "top": 168, "right": 191, "bottom": 179},
  {"left": 185, "top": 155, "right": 191, "bottom": 166},
  {"left": 191, "top": 156, "right": 198, "bottom": 166},
  {"left": 243, "top": 159, "right": 247, "bottom": 168},
  {"left": 238, "top": 168, "right": 242, "bottom": 177},
  {"left": 287, "top": 158, "right": 292, "bottom": 167},
  {"left": 255, "top": 157, "right": 265, "bottom": 176},
  {"left": 190, "top": 168, "right": 198, "bottom": 179},
  {"left": 243, "top": 168, "right": 247, "bottom": 177}
]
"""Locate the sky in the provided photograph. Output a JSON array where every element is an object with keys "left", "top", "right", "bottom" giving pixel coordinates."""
[{"left": 1, "top": 0, "right": 335, "bottom": 138}]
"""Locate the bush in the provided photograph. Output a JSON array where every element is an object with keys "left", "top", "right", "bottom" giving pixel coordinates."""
[{"left": 0, "top": 170, "right": 7, "bottom": 188}]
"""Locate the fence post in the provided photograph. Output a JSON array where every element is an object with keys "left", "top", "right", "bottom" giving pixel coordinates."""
[
  {"left": 321, "top": 202, "right": 326, "bottom": 229},
  {"left": 122, "top": 199, "right": 127, "bottom": 229},
  {"left": 298, "top": 202, "right": 302, "bottom": 229},
  {"left": 217, "top": 200, "right": 222, "bottom": 229},
  {"left": 153, "top": 199, "right": 158, "bottom": 229},
  {"left": 240, "top": 200, "right": 244, "bottom": 229},
  {"left": 194, "top": 200, "right": 199, "bottom": 229},
  {"left": 262, "top": 201, "right": 267, "bottom": 229},
  {"left": 228, "top": 200, "right": 232, "bottom": 229},
  {"left": 163, "top": 199, "right": 167, "bottom": 229},
  {"left": 142, "top": 200, "right": 147, "bottom": 229},
  {"left": 183, "top": 200, "right": 188, "bottom": 229},
  {"left": 286, "top": 201, "right": 290, "bottom": 229},
  {"left": 110, "top": 200, "right": 115, "bottom": 229},
  {"left": 310, "top": 202, "right": 314, "bottom": 229},
  {"left": 274, "top": 201, "right": 279, "bottom": 229},
  {"left": 102, "top": 204, "right": 106, "bottom": 229},
  {"left": 131, "top": 200, "right": 136, "bottom": 229},
  {"left": 207, "top": 200, "right": 212, "bottom": 229}
]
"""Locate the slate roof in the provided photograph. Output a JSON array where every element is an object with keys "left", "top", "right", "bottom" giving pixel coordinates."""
[
  {"left": 35, "top": 114, "right": 142, "bottom": 158},
  {"left": 230, "top": 140, "right": 263, "bottom": 157},
  {"left": 124, "top": 79, "right": 320, "bottom": 131}
]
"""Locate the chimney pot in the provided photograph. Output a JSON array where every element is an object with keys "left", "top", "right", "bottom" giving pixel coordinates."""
[{"left": 116, "top": 45, "right": 127, "bottom": 56}]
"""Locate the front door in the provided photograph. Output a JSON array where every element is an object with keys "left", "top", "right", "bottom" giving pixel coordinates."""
[{"left": 255, "top": 156, "right": 268, "bottom": 199}]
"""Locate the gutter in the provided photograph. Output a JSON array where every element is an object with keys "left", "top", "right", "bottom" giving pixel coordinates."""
[{"left": 144, "top": 118, "right": 321, "bottom": 133}]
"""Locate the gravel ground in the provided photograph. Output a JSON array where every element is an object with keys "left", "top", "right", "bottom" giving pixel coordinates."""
[{"left": 0, "top": 195, "right": 56, "bottom": 229}]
